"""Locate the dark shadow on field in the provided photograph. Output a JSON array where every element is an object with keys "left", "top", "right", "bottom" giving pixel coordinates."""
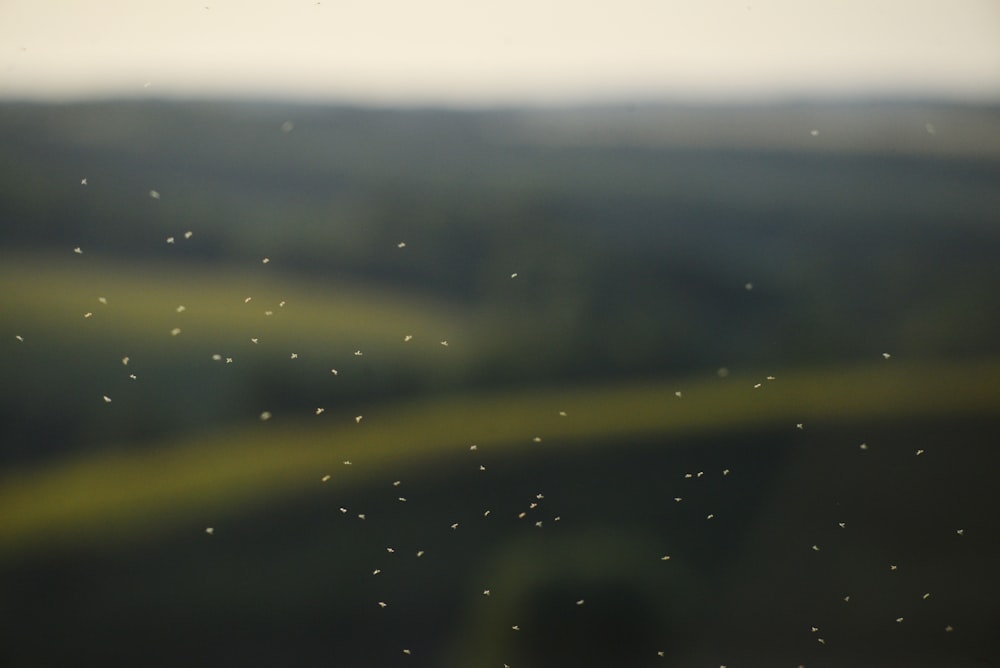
[{"left": 2, "top": 417, "right": 997, "bottom": 667}]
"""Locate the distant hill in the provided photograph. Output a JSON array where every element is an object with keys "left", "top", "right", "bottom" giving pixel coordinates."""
[
  {"left": 2, "top": 99, "right": 998, "bottom": 361},
  {"left": 1, "top": 99, "right": 999, "bottom": 460}
]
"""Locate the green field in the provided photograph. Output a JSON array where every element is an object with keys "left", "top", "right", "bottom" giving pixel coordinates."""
[
  {"left": 3, "top": 250, "right": 1000, "bottom": 556},
  {"left": 2, "top": 100, "right": 999, "bottom": 667}
]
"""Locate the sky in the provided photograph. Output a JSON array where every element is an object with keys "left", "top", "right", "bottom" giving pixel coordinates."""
[{"left": 1, "top": 0, "right": 998, "bottom": 106}]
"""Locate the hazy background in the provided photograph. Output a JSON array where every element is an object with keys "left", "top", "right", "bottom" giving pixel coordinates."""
[
  {"left": 2, "top": 2, "right": 1000, "bottom": 667},
  {"left": 2, "top": 0, "right": 999, "bottom": 105}
]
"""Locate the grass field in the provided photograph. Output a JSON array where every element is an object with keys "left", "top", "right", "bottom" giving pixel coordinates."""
[{"left": 3, "top": 354, "right": 998, "bottom": 557}]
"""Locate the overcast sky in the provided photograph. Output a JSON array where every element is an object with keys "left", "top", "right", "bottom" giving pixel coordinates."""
[{"left": 2, "top": 0, "right": 998, "bottom": 106}]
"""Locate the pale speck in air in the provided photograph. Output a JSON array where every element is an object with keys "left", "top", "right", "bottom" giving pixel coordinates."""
[
  {"left": 378, "top": 601, "right": 387, "bottom": 608},
  {"left": 484, "top": 510, "right": 491, "bottom": 517},
  {"left": 315, "top": 408, "right": 325, "bottom": 415},
  {"left": 440, "top": 341, "right": 449, "bottom": 347},
  {"left": 916, "top": 449, "right": 924, "bottom": 455},
  {"left": 810, "top": 129, "right": 820, "bottom": 136},
  {"left": 744, "top": 282, "right": 753, "bottom": 291},
  {"left": 170, "top": 328, "right": 182, "bottom": 336},
  {"left": 354, "top": 350, "right": 363, "bottom": 356},
  {"left": 838, "top": 522, "right": 846, "bottom": 528},
  {"left": 450, "top": 523, "right": 459, "bottom": 530},
  {"left": 176, "top": 305, "right": 186, "bottom": 313},
  {"left": 166, "top": 236, "right": 175, "bottom": 244},
  {"left": 890, "top": 564, "right": 898, "bottom": 571},
  {"left": 674, "top": 497, "right": 683, "bottom": 502},
  {"left": 260, "top": 411, "right": 272, "bottom": 421},
  {"left": 925, "top": 122, "right": 936, "bottom": 135},
  {"left": 479, "top": 465, "right": 486, "bottom": 471},
  {"left": 817, "top": 638, "right": 826, "bottom": 645},
  {"left": 684, "top": 473, "right": 693, "bottom": 479},
  {"left": 883, "top": 352, "right": 891, "bottom": 359},
  {"left": 510, "top": 272, "right": 518, "bottom": 278},
  {"left": 404, "top": 334, "right": 413, "bottom": 342},
  {"left": 535, "top": 521, "right": 543, "bottom": 527},
  {"left": 290, "top": 353, "right": 298, "bottom": 359},
  {"left": 397, "top": 242, "right": 406, "bottom": 248},
  {"left": 483, "top": 589, "right": 491, "bottom": 596},
  {"left": 766, "top": 376, "right": 776, "bottom": 381},
  {"left": 896, "top": 617, "right": 904, "bottom": 623},
  {"left": 264, "top": 310, "right": 273, "bottom": 316},
  {"left": 398, "top": 497, "right": 407, "bottom": 502},
  {"left": 122, "top": 356, "right": 129, "bottom": 365},
  {"left": 15, "top": 335, "right": 23, "bottom": 342},
  {"left": 658, "top": 651, "right": 665, "bottom": 657},
  {"left": 73, "top": 247, "right": 83, "bottom": 254},
  {"left": 80, "top": 178, "right": 87, "bottom": 185},
  {"left": 956, "top": 529, "right": 964, "bottom": 536},
  {"left": 280, "top": 121, "right": 294, "bottom": 133},
  {"left": 393, "top": 481, "right": 401, "bottom": 487},
  {"left": 321, "top": 474, "right": 331, "bottom": 482},
  {"left": 696, "top": 471, "right": 704, "bottom": 478},
  {"left": 812, "top": 544, "right": 820, "bottom": 552},
  {"left": 330, "top": 368, "right": 338, "bottom": 375},
  {"left": 661, "top": 555, "right": 671, "bottom": 561},
  {"left": 355, "top": 415, "right": 363, "bottom": 424},
  {"left": 103, "top": 395, "right": 112, "bottom": 403},
  {"left": 469, "top": 444, "right": 478, "bottom": 450},
  {"left": 532, "top": 436, "right": 542, "bottom": 443},
  {"left": 251, "top": 338, "right": 259, "bottom": 344},
  {"left": 244, "top": 297, "right": 252, "bottom": 303},
  {"left": 84, "top": 312, "right": 93, "bottom": 318},
  {"left": 184, "top": 231, "right": 193, "bottom": 239},
  {"left": 675, "top": 391, "right": 682, "bottom": 398},
  {"left": 278, "top": 301, "right": 285, "bottom": 307},
  {"left": 722, "top": 469, "right": 730, "bottom": 476},
  {"left": 416, "top": 550, "right": 424, "bottom": 557},
  {"left": 811, "top": 626, "right": 819, "bottom": 632},
  {"left": 339, "top": 507, "right": 347, "bottom": 513},
  {"left": 753, "top": 383, "right": 762, "bottom": 389},
  {"left": 923, "top": 592, "right": 931, "bottom": 600},
  {"left": 129, "top": 374, "right": 137, "bottom": 380},
  {"left": 149, "top": 190, "right": 160, "bottom": 199},
  {"left": 559, "top": 410, "right": 567, "bottom": 417},
  {"left": 98, "top": 297, "right": 108, "bottom": 305},
  {"left": 225, "top": 357, "right": 232, "bottom": 364},
  {"left": 386, "top": 547, "right": 395, "bottom": 553},
  {"left": 706, "top": 514, "right": 715, "bottom": 520},
  {"left": 576, "top": 599, "right": 585, "bottom": 605},
  {"left": 859, "top": 443, "right": 869, "bottom": 450},
  {"left": 343, "top": 460, "right": 352, "bottom": 465},
  {"left": 796, "top": 423, "right": 804, "bottom": 430},
  {"left": 357, "top": 514, "right": 365, "bottom": 520},
  {"left": 553, "top": 516, "right": 561, "bottom": 522},
  {"left": 262, "top": 257, "right": 270, "bottom": 264},
  {"left": 212, "top": 354, "right": 222, "bottom": 361},
  {"left": 402, "top": 649, "right": 411, "bottom": 655},
  {"left": 511, "top": 625, "right": 520, "bottom": 631},
  {"left": 844, "top": 595, "right": 851, "bottom": 602},
  {"left": 205, "top": 527, "right": 214, "bottom": 535}
]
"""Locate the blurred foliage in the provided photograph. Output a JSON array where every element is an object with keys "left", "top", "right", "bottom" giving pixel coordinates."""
[
  {"left": 2, "top": 101, "right": 999, "bottom": 369},
  {"left": 2, "top": 100, "right": 999, "bottom": 465},
  {"left": 1, "top": 100, "right": 1000, "bottom": 667}
]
